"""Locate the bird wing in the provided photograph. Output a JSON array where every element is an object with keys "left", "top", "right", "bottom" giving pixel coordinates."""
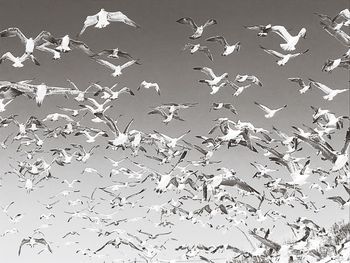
[
  {"left": 94, "top": 58, "right": 116, "bottom": 70},
  {"left": 249, "top": 230, "right": 281, "bottom": 251},
  {"left": 260, "top": 45, "right": 284, "bottom": 58},
  {"left": 176, "top": 17, "right": 197, "bottom": 29},
  {"left": 105, "top": 115, "right": 120, "bottom": 135},
  {"left": 203, "top": 19, "right": 217, "bottom": 28},
  {"left": 34, "top": 31, "right": 55, "bottom": 45},
  {"left": 120, "top": 59, "right": 138, "bottom": 70},
  {"left": 206, "top": 36, "right": 228, "bottom": 46},
  {"left": 107, "top": 11, "right": 140, "bottom": 28},
  {"left": 198, "top": 46, "right": 213, "bottom": 61},
  {"left": 18, "top": 238, "right": 30, "bottom": 255},
  {"left": 79, "top": 14, "right": 98, "bottom": 36},
  {"left": 254, "top": 102, "right": 271, "bottom": 113},
  {"left": 309, "top": 79, "right": 332, "bottom": 94},
  {"left": 288, "top": 77, "right": 304, "bottom": 87},
  {"left": 0, "top": 27, "right": 27, "bottom": 43},
  {"left": 123, "top": 119, "right": 134, "bottom": 134},
  {"left": 70, "top": 39, "right": 94, "bottom": 56},
  {"left": 271, "top": 25, "right": 292, "bottom": 42},
  {"left": 193, "top": 67, "right": 216, "bottom": 78}
]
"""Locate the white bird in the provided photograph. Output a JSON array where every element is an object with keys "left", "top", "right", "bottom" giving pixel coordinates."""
[
  {"left": 0, "top": 52, "right": 40, "bottom": 67},
  {"left": 51, "top": 35, "right": 94, "bottom": 56},
  {"left": 309, "top": 78, "right": 349, "bottom": 100},
  {"left": 206, "top": 36, "right": 240, "bottom": 56},
  {"left": 235, "top": 74, "right": 262, "bottom": 86},
  {"left": 91, "top": 48, "right": 133, "bottom": 60},
  {"left": 193, "top": 67, "right": 228, "bottom": 87},
  {"left": 254, "top": 102, "right": 287, "bottom": 118},
  {"left": 94, "top": 84, "right": 134, "bottom": 100},
  {"left": 182, "top": 43, "right": 213, "bottom": 61},
  {"left": 288, "top": 78, "right": 312, "bottom": 94},
  {"left": 270, "top": 25, "right": 307, "bottom": 51},
  {"left": 176, "top": 17, "right": 217, "bottom": 39},
  {"left": 260, "top": 46, "right": 309, "bottom": 66},
  {"left": 138, "top": 81, "right": 161, "bottom": 95},
  {"left": 78, "top": 9, "right": 140, "bottom": 36},
  {"left": 93, "top": 59, "right": 139, "bottom": 77},
  {"left": 0, "top": 27, "right": 55, "bottom": 54}
]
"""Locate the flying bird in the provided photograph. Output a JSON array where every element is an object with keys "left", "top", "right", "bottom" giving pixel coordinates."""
[
  {"left": 177, "top": 17, "right": 217, "bottom": 39},
  {"left": 78, "top": 9, "right": 140, "bottom": 36}
]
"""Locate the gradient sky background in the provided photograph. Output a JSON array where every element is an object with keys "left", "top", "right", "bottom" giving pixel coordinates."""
[{"left": 0, "top": 0, "right": 349, "bottom": 262}]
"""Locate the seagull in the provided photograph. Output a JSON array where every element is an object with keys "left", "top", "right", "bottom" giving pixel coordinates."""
[
  {"left": 91, "top": 48, "right": 133, "bottom": 59},
  {"left": 138, "top": 81, "right": 161, "bottom": 95},
  {"left": 308, "top": 78, "right": 349, "bottom": 100},
  {"left": 288, "top": 78, "right": 312, "bottom": 94},
  {"left": 51, "top": 35, "right": 93, "bottom": 55},
  {"left": 0, "top": 27, "right": 55, "bottom": 54},
  {"left": 20, "top": 82, "right": 78, "bottom": 107},
  {"left": 210, "top": 103, "right": 237, "bottom": 114},
  {"left": 0, "top": 52, "right": 40, "bottom": 67},
  {"left": 93, "top": 58, "right": 139, "bottom": 77},
  {"left": 244, "top": 24, "right": 272, "bottom": 37},
  {"left": 18, "top": 236, "right": 52, "bottom": 255},
  {"left": 78, "top": 9, "right": 140, "bottom": 36},
  {"left": 206, "top": 36, "right": 240, "bottom": 56},
  {"left": 94, "top": 84, "right": 134, "bottom": 100},
  {"left": 259, "top": 46, "right": 309, "bottom": 66},
  {"left": 193, "top": 67, "right": 228, "bottom": 87},
  {"left": 176, "top": 17, "right": 217, "bottom": 39},
  {"left": 235, "top": 74, "right": 262, "bottom": 86},
  {"left": 254, "top": 102, "right": 287, "bottom": 118},
  {"left": 270, "top": 25, "right": 307, "bottom": 51},
  {"left": 182, "top": 43, "right": 213, "bottom": 61}
]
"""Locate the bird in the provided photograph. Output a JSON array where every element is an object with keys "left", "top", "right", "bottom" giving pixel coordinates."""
[
  {"left": 270, "top": 25, "right": 307, "bottom": 51},
  {"left": 308, "top": 78, "right": 349, "bottom": 100},
  {"left": 235, "top": 74, "right": 262, "bottom": 86},
  {"left": 91, "top": 48, "right": 133, "bottom": 59},
  {"left": 193, "top": 67, "right": 228, "bottom": 87},
  {"left": 254, "top": 102, "right": 287, "bottom": 118},
  {"left": 93, "top": 58, "right": 139, "bottom": 77},
  {"left": 259, "top": 46, "right": 309, "bottom": 66},
  {"left": 138, "top": 81, "right": 161, "bottom": 95},
  {"left": 322, "top": 57, "right": 350, "bottom": 72},
  {"left": 0, "top": 27, "right": 55, "bottom": 54},
  {"left": 206, "top": 36, "right": 240, "bottom": 56},
  {"left": 182, "top": 43, "right": 213, "bottom": 61},
  {"left": 0, "top": 52, "right": 40, "bottom": 67},
  {"left": 176, "top": 17, "right": 217, "bottom": 39},
  {"left": 50, "top": 35, "right": 94, "bottom": 55},
  {"left": 288, "top": 78, "right": 312, "bottom": 94},
  {"left": 18, "top": 236, "right": 52, "bottom": 255},
  {"left": 210, "top": 103, "right": 237, "bottom": 114},
  {"left": 78, "top": 9, "right": 140, "bottom": 36}
]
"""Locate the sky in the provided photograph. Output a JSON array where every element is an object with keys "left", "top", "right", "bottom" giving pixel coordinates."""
[{"left": 0, "top": 0, "right": 349, "bottom": 262}]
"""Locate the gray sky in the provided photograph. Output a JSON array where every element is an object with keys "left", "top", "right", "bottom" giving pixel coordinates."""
[{"left": 0, "top": 0, "right": 349, "bottom": 262}]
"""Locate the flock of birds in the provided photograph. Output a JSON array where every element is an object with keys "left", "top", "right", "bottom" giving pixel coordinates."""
[{"left": 0, "top": 6, "right": 349, "bottom": 263}]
